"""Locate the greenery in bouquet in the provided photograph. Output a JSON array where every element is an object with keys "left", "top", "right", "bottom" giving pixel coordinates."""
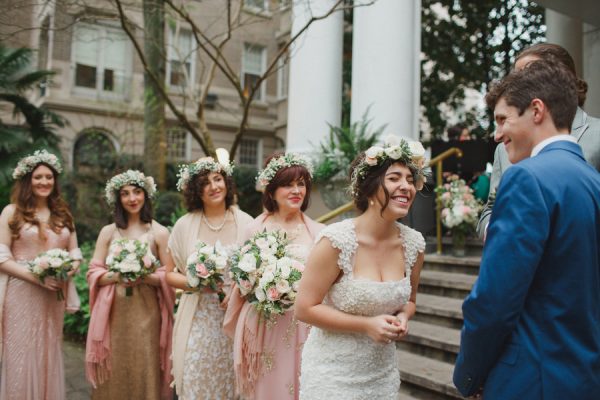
[
  {"left": 229, "top": 230, "right": 304, "bottom": 319},
  {"left": 106, "top": 238, "right": 159, "bottom": 296},
  {"left": 312, "top": 109, "right": 385, "bottom": 184},
  {"left": 435, "top": 174, "right": 482, "bottom": 236},
  {"left": 185, "top": 241, "right": 228, "bottom": 301},
  {"left": 28, "top": 248, "right": 74, "bottom": 301}
]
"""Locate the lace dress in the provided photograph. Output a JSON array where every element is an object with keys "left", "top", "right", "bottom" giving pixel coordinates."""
[{"left": 300, "top": 219, "right": 425, "bottom": 400}]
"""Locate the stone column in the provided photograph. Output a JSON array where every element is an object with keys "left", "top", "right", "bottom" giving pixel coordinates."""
[
  {"left": 351, "top": 0, "right": 421, "bottom": 140},
  {"left": 546, "top": 9, "right": 583, "bottom": 75},
  {"left": 286, "top": 0, "right": 344, "bottom": 153}
]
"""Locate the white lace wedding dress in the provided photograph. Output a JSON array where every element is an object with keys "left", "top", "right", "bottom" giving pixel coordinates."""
[{"left": 300, "top": 218, "right": 425, "bottom": 400}]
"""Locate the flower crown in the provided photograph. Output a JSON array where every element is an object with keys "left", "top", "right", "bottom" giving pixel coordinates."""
[
  {"left": 105, "top": 170, "right": 157, "bottom": 206},
  {"left": 351, "top": 135, "right": 430, "bottom": 196},
  {"left": 12, "top": 150, "right": 62, "bottom": 180},
  {"left": 176, "top": 156, "right": 234, "bottom": 192},
  {"left": 256, "top": 153, "right": 313, "bottom": 189}
]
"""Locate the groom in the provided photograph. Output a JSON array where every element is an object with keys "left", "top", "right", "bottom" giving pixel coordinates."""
[{"left": 453, "top": 60, "right": 600, "bottom": 399}]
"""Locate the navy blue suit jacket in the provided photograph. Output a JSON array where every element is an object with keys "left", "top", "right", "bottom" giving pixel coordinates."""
[{"left": 453, "top": 141, "right": 600, "bottom": 399}]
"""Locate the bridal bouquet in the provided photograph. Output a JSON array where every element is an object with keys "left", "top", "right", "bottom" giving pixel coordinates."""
[
  {"left": 230, "top": 230, "right": 303, "bottom": 319},
  {"left": 29, "top": 248, "right": 74, "bottom": 301},
  {"left": 185, "top": 241, "right": 228, "bottom": 301},
  {"left": 106, "top": 238, "right": 159, "bottom": 296}
]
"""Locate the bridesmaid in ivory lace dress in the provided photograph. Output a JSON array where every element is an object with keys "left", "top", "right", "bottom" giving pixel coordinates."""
[
  {"left": 224, "top": 152, "right": 324, "bottom": 400},
  {"left": 165, "top": 157, "right": 253, "bottom": 399},
  {"left": 85, "top": 170, "right": 174, "bottom": 400},
  {"left": 296, "top": 136, "right": 428, "bottom": 399},
  {"left": 0, "top": 150, "right": 82, "bottom": 399}
]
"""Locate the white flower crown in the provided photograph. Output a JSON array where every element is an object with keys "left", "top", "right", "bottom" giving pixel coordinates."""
[
  {"left": 12, "top": 150, "right": 62, "bottom": 180},
  {"left": 176, "top": 157, "right": 234, "bottom": 192},
  {"left": 351, "top": 134, "right": 430, "bottom": 196},
  {"left": 105, "top": 170, "right": 157, "bottom": 206},
  {"left": 256, "top": 153, "right": 314, "bottom": 189}
]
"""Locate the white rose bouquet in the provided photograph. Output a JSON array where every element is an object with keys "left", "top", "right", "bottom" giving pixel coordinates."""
[
  {"left": 229, "top": 230, "right": 304, "bottom": 319},
  {"left": 185, "top": 241, "right": 229, "bottom": 301},
  {"left": 28, "top": 248, "right": 74, "bottom": 301},
  {"left": 106, "top": 238, "right": 159, "bottom": 296}
]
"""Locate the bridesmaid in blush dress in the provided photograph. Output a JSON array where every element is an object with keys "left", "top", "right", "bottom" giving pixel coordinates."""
[
  {"left": 85, "top": 170, "right": 174, "bottom": 400},
  {"left": 224, "top": 153, "right": 324, "bottom": 400},
  {"left": 0, "top": 150, "right": 82, "bottom": 400}
]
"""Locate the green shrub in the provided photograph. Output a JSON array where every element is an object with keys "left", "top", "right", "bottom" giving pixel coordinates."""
[
  {"left": 233, "top": 166, "right": 262, "bottom": 217},
  {"left": 154, "top": 190, "right": 184, "bottom": 227},
  {"left": 63, "top": 241, "right": 94, "bottom": 342}
]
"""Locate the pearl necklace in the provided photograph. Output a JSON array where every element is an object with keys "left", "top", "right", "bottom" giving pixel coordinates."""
[{"left": 202, "top": 210, "right": 229, "bottom": 232}]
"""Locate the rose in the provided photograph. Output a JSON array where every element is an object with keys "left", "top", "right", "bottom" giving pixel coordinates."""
[
  {"left": 255, "top": 238, "right": 269, "bottom": 250},
  {"left": 365, "top": 146, "right": 383, "bottom": 166},
  {"left": 275, "top": 279, "right": 290, "bottom": 294},
  {"left": 49, "top": 258, "right": 63, "bottom": 268},
  {"left": 38, "top": 256, "right": 50, "bottom": 270},
  {"left": 408, "top": 141, "right": 426, "bottom": 160},
  {"left": 187, "top": 270, "right": 200, "bottom": 288},
  {"left": 214, "top": 256, "right": 227, "bottom": 270},
  {"left": 385, "top": 145, "right": 404, "bottom": 160},
  {"left": 255, "top": 288, "right": 266, "bottom": 302},
  {"left": 238, "top": 253, "right": 257, "bottom": 272},
  {"left": 195, "top": 263, "right": 210, "bottom": 278},
  {"left": 239, "top": 279, "right": 254, "bottom": 295},
  {"left": 292, "top": 281, "right": 300, "bottom": 292},
  {"left": 267, "top": 287, "right": 281, "bottom": 301},
  {"left": 124, "top": 242, "right": 136, "bottom": 253},
  {"left": 291, "top": 259, "right": 305, "bottom": 273}
]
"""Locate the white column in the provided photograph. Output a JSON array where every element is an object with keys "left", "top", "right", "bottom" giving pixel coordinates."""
[
  {"left": 583, "top": 23, "right": 600, "bottom": 116},
  {"left": 351, "top": 0, "right": 421, "bottom": 141},
  {"left": 286, "top": 0, "right": 344, "bottom": 153},
  {"left": 546, "top": 9, "right": 583, "bottom": 75}
]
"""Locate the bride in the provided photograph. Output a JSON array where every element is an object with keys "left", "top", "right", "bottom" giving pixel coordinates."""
[{"left": 295, "top": 136, "right": 427, "bottom": 399}]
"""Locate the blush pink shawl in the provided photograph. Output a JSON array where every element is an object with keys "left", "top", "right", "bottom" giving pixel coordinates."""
[
  {"left": 85, "top": 260, "right": 175, "bottom": 399},
  {"left": 223, "top": 212, "right": 324, "bottom": 398}
]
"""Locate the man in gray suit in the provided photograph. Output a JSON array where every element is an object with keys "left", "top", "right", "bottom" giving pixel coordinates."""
[{"left": 477, "top": 43, "right": 600, "bottom": 238}]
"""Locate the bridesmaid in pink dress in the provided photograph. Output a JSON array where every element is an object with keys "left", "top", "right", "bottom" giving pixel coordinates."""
[
  {"left": 0, "top": 150, "right": 82, "bottom": 400},
  {"left": 224, "top": 153, "right": 324, "bottom": 400}
]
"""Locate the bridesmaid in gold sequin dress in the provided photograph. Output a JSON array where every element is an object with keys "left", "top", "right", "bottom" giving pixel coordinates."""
[
  {"left": 0, "top": 150, "right": 82, "bottom": 400},
  {"left": 165, "top": 157, "right": 253, "bottom": 399},
  {"left": 85, "top": 171, "right": 174, "bottom": 400}
]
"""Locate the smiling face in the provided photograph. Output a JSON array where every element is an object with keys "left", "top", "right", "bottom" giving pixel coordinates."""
[
  {"left": 200, "top": 172, "right": 227, "bottom": 209},
  {"left": 119, "top": 185, "right": 146, "bottom": 215},
  {"left": 273, "top": 178, "right": 307, "bottom": 214},
  {"left": 31, "top": 164, "right": 55, "bottom": 199},
  {"left": 493, "top": 98, "right": 536, "bottom": 163},
  {"left": 372, "top": 162, "right": 417, "bottom": 219}
]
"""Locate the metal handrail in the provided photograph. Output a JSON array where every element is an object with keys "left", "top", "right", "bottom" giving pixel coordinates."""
[
  {"left": 431, "top": 147, "right": 463, "bottom": 254},
  {"left": 315, "top": 147, "right": 464, "bottom": 254}
]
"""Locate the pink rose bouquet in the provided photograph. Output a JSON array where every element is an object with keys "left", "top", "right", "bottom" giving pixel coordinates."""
[
  {"left": 28, "top": 248, "right": 74, "bottom": 301},
  {"left": 185, "top": 241, "right": 228, "bottom": 301},
  {"left": 106, "top": 238, "right": 159, "bottom": 296},
  {"left": 229, "top": 230, "right": 304, "bottom": 319}
]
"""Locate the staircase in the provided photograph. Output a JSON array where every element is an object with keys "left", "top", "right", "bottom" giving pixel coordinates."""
[{"left": 397, "top": 250, "right": 481, "bottom": 400}]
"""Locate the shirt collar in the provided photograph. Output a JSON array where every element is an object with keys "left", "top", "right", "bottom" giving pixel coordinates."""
[{"left": 531, "top": 134, "right": 577, "bottom": 157}]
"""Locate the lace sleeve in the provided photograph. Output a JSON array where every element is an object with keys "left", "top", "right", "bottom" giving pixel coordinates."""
[
  {"left": 399, "top": 224, "right": 426, "bottom": 275},
  {"left": 315, "top": 220, "right": 356, "bottom": 275}
]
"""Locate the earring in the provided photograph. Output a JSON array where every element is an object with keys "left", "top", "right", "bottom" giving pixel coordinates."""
[{"left": 370, "top": 200, "right": 374, "bottom": 206}]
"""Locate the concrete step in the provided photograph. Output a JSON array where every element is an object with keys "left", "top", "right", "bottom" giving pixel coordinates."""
[
  {"left": 414, "top": 293, "right": 464, "bottom": 329},
  {"left": 397, "top": 349, "right": 462, "bottom": 399},
  {"left": 418, "top": 270, "right": 476, "bottom": 299},
  {"left": 424, "top": 253, "right": 480, "bottom": 276},
  {"left": 399, "top": 320, "right": 460, "bottom": 364}
]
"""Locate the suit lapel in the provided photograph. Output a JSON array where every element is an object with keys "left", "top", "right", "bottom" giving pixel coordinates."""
[{"left": 572, "top": 107, "right": 589, "bottom": 142}]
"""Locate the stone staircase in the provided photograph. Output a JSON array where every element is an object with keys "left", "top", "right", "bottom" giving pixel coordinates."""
[{"left": 397, "top": 252, "right": 481, "bottom": 400}]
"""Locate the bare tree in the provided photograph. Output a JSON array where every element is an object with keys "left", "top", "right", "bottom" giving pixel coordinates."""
[{"left": 111, "top": 0, "right": 367, "bottom": 158}]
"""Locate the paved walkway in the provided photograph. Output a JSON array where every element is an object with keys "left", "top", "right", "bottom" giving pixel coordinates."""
[{"left": 64, "top": 340, "right": 91, "bottom": 399}]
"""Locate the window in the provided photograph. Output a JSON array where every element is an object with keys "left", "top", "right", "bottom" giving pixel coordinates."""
[
  {"left": 242, "top": 43, "right": 266, "bottom": 101},
  {"left": 73, "top": 129, "right": 117, "bottom": 170},
  {"left": 276, "top": 44, "right": 289, "bottom": 99},
  {"left": 167, "top": 28, "right": 195, "bottom": 88},
  {"left": 72, "top": 24, "right": 130, "bottom": 97},
  {"left": 245, "top": 0, "right": 268, "bottom": 11},
  {"left": 238, "top": 137, "right": 262, "bottom": 168},
  {"left": 167, "top": 128, "right": 189, "bottom": 161}
]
